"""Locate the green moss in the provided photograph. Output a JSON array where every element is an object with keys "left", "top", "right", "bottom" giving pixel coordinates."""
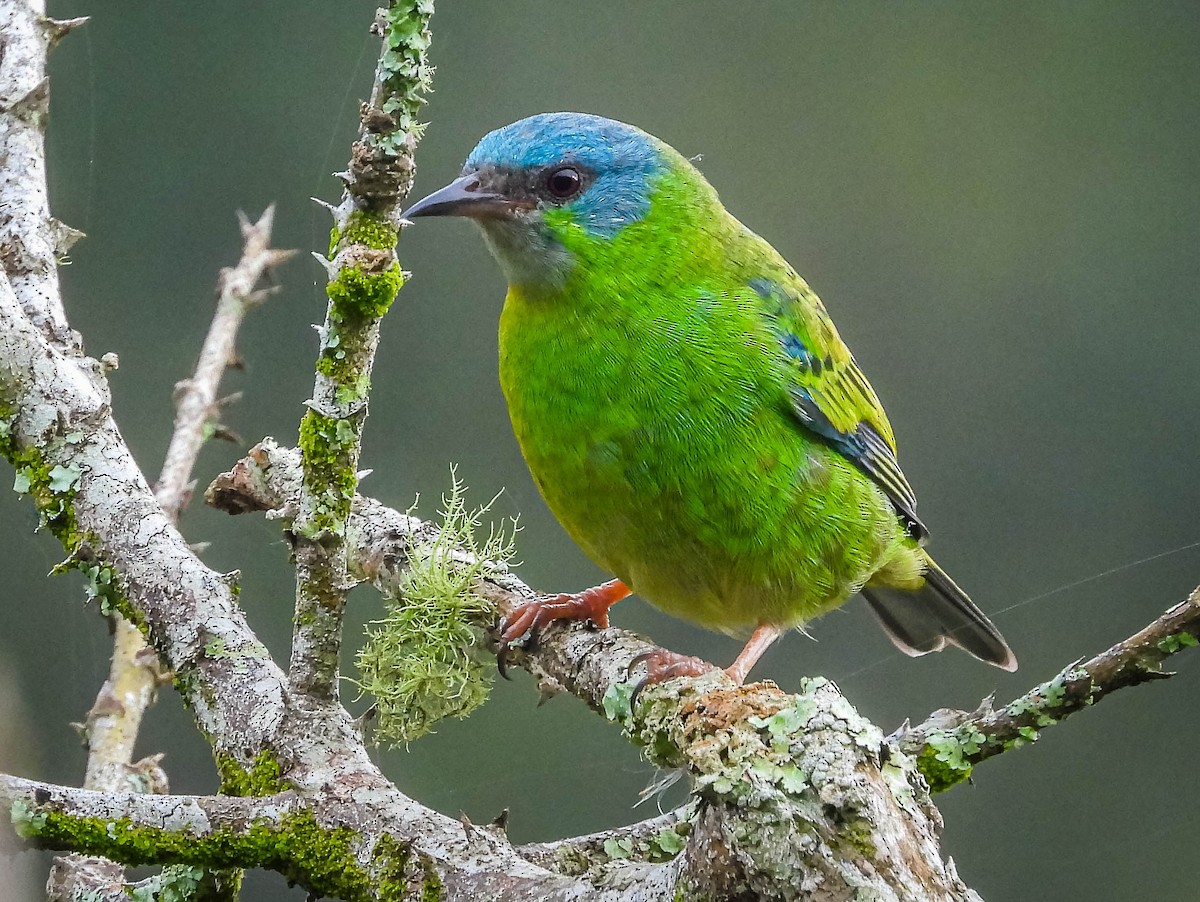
[
  {"left": 297, "top": 409, "right": 359, "bottom": 538},
  {"left": 0, "top": 412, "right": 82, "bottom": 551},
  {"left": 0, "top": 409, "right": 148, "bottom": 637},
  {"left": 11, "top": 801, "right": 417, "bottom": 902},
  {"left": 327, "top": 263, "right": 404, "bottom": 320},
  {"left": 216, "top": 750, "right": 289, "bottom": 798},
  {"left": 419, "top": 862, "right": 443, "bottom": 902},
  {"left": 839, "top": 817, "right": 877, "bottom": 859},
  {"left": 915, "top": 731, "right": 980, "bottom": 793},
  {"left": 330, "top": 212, "right": 400, "bottom": 255}
]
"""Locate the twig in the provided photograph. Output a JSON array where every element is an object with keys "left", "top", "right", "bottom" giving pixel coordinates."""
[
  {"left": 155, "top": 207, "right": 295, "bottom": 519},
  {"left": 0, "top": 268, "right": 553, "bottom": 901},
  {"left": 0, "top": 0, "right": 85, "bottom": 347},
  {"left": 289, "top": 2, "right": 433, "bottom": 703},
  {"left": 205, "top": 440, "right": 987, "bottom": 900},
  {"left": 894, "top": 586, "right": 1200, "bottom": 790}
]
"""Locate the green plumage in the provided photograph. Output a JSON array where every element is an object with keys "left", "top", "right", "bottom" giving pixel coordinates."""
[{"left": 407, "top": 113, "right": 1015, "bottom": 671}]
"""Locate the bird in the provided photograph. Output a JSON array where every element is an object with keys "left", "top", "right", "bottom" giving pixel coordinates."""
[{"left": 403, "top": 112, "right": 1016, "bottom": 689}]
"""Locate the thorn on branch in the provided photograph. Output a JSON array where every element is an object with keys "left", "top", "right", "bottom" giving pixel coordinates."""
[
  {"left": 40, "top": 15, "right": 89, "bottom": 47},
  {"left": 311, "top": 253, "right": 338, "bottom": 279},
  {"left": 2, "top": 78, "right": 50, "bottom": 122}
]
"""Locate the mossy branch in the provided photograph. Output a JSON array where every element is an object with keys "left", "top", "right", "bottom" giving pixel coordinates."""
[
  {"left": 289, "top": 0, "right": 434, "bottom": 704},
  {"left": 896, "top": 586, "right": 1200, "bottom": 791}
]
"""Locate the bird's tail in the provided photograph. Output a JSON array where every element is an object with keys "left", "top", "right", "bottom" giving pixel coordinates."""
[{"left": 861, "top": 552, "right": 1017, "bottom": 671}]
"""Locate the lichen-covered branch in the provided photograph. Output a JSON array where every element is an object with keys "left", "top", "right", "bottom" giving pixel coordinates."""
[
  {"left": 2, "top": 774, "right": 301, "bottom": 857},
  {"left": 896, "top": 585, "right": 1200, "bottom": 791},
  {"left": 0, "top": 0, "right": 85, "bottom": 348},
  {"left": 0, "top": 266, "right": 561, "bottom": 900},
  {"left": 289, "top": 0, "right": 433, "bottom": 704},
  {"left": 61, "top": 208, "right": 293, "bottom": 899},
  {"left": 207, "top": 440, "right": 984, "bottom": 901}
]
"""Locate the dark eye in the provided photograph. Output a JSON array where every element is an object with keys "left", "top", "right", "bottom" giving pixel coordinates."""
[{"left": 545, "top": 167, "right": 582, "bottom": 199}]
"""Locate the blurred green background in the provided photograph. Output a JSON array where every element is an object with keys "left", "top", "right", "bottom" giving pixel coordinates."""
[{"left": 1, "top": 2, "right": 1197, "bottom": 899}]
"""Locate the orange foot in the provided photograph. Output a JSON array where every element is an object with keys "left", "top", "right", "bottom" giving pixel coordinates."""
[
  {"left": 627, "top": 648, "right": 715, "bottom": 708},
  {"left": 627, "top": 623, "right": 785, "bottom": 708},
  {"left": 497, "top": 578, "right": 630, "bottom": 677}
]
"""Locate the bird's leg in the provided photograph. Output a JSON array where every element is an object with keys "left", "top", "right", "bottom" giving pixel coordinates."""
[
  {"left": 629, "top": 622, "right": 784, "bottom": 706},
  {"left": 496, "top": 579, "right": 631, "bottom": 676},
  {"left": 724, "top": 622, "right": 784, "bottom": 685}
]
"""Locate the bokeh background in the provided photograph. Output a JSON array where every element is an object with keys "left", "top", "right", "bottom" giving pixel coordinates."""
[{"left": 1, "top": 2, "right": 1197, "bottom": 899}]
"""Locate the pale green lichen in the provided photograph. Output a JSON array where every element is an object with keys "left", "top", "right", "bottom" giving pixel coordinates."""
[
  {"left": 1157, "top": 631, "right": 1199, "bottom": 654},
  {"left": 353, "top": 470, "right": 517, "bottom": 745},
  {"left": 373, "top": 2, "right": 435, "bottom": 156},
  {"left": 127, "top": 866, "right": 210, "bottom": 902}
]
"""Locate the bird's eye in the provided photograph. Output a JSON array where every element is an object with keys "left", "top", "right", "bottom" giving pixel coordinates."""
[{"left": 545, "top": 167, "right": 582, "bottom": 200}]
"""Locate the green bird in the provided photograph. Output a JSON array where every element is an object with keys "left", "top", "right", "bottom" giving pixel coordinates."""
[{"left": 405, "top": 112, "right": 1016, "bottom": 686}]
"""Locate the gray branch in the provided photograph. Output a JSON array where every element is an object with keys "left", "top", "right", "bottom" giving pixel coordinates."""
[
  {"left": 289, "top": 2, "right": 432, "bottom": 706},
  {"left": 60, "top": 208, "right": 293, "bottom": 898},
  {"left": 0, "top": 0, "right": 83, "bottom": 348},
  {"left": 207, "top": 439, "right": 984, "bottom": 901},
  {"left": 893, "top": 585, "right": 1200, "bottom": 790}
]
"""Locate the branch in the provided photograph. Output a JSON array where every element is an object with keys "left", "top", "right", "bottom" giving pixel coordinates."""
[
  {"left": 0, "top": 0, "right": 85, "bottom": 348},
  {"left": 1, "top": 774, "right": 301, "bottom": 854},
  {"left": 0, "top": 265, "right": 565, "bottom": 900},
  {"left": 289, "top": 1, "right": 432, "bottom": 704},
  {"left": 65, "top": 208, "right": 292, "bottom": 897},
  {"left": 208, "top": 440, "right": 984, "bottom": 901},
  {"left": 155, "top": 206, "right": 295, "bottom": 519},
  {"left": 894, "top": 586, "right": 1200, "bottom": 790}
]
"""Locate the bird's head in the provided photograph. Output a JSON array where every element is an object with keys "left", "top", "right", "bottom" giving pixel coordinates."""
[{"left": 404, "top": 112, "right": 698, "bottom": 288}]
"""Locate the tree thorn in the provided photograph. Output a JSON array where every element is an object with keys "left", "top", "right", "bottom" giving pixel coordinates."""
[
  {"left": 311, "top": 252, "right": 338, "bottom": 278},
  {"left": 41, "top": 15, "right": 89, "bottom": 47}
]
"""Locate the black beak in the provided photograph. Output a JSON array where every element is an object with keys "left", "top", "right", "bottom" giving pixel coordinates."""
[{"left": 403, "top": 173, "right": 522, "bottom": 220}]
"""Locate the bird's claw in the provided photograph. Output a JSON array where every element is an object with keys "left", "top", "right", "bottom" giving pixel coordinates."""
[
  {"left": 627, "top": 648, "right": 715, "bottom": 710},
  {"left": 495, "top": 590, "right": 613, "bottom": 679}
]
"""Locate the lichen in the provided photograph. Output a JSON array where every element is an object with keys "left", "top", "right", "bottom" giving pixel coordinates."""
[
  {"left": 1157, "top": 631, "right": 1199, "bottom": 654},
  {"left": 372, "top": 2, "right": 435, "bottom": 156},
  {"left": 352, "top": 469, "right": 516, "bottom": 745}
]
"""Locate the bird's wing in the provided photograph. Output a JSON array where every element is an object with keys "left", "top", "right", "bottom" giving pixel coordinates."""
[{"left": 746, "top": 274, "right": 928, "bottom": 541}]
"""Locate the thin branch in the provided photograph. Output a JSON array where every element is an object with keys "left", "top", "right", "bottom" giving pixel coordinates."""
[
  {"left": 155, "top": 206, "right": 295, "bottom": 519},
  {"left": 47, "top": 858, "right": 230, "bottom": 902},
  {"left": 894, "top": 586, "right": 1200, "bottom": 790},
  {"left": 209, "top": 438, "right": 1200, "bottom": 882},
  {"left": 288, "top": 1, "right": 433, "bottom": 704},
  {"left": 0, "top": 267, "right": 558, "bottom": 900},
  {"left": 0, "top": 0, "right": 84, "bottom": 347}
]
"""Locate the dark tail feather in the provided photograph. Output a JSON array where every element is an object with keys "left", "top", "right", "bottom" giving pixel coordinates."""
[{"left": 861, "top": 556, "right": 1017, "bottom": 672}]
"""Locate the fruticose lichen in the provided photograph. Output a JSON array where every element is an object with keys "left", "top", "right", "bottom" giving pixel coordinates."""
[{"left": 353, "top": 471, "right": 516, "bottom": 745}]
